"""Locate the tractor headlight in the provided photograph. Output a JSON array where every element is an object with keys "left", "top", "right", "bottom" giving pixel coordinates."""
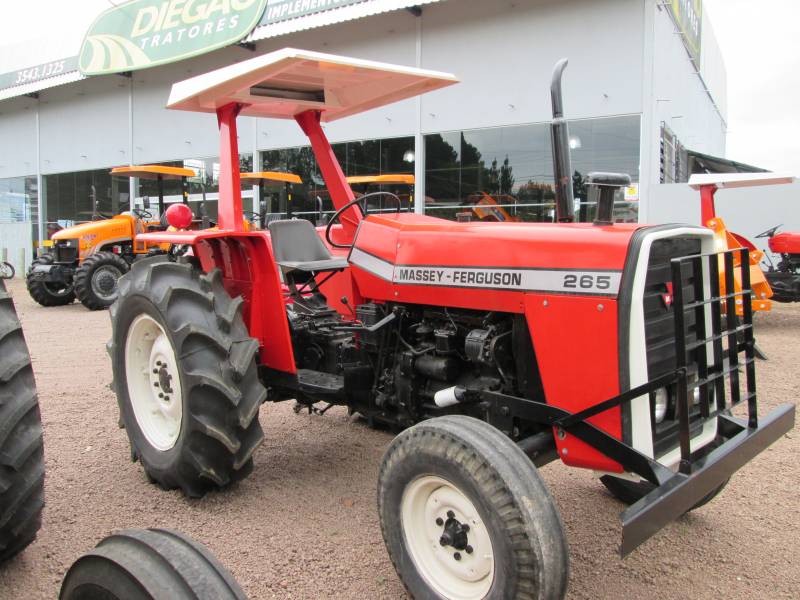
[{"left": 653, "top": 388, "right": 668, "bottom": 423}]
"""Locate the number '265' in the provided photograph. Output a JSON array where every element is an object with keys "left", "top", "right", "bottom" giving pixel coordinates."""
[{"left": 563, "top": 274, "right": 611, "bottom": 290}]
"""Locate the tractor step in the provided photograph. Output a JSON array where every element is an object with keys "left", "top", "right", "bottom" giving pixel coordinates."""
[{"left": 297, "top": 369, "right": 345, "bottom": 398}]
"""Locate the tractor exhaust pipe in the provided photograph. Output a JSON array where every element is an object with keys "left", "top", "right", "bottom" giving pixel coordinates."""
[{"left": 550, "top": 58, "right": 575, "bottom": 223}]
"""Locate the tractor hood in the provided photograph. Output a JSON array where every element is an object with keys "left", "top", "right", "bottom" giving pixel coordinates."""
[{"left": 51, "top": 215, "right": 135, "bottom": 243}]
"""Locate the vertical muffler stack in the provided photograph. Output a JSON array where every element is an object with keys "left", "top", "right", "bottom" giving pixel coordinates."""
[
  {"left": 550, "top": 58, "right": 575, "bottom": 223},
  {"left": 587, "top": 172, "right": 631, "bottom": 226}
]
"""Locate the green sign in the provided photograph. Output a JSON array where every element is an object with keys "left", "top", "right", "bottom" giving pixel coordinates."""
[
  {"left": 259, "top": 0, "right": 366, "bottom": 26},
  {"left": 0, "top": 57, "right": 80, "bottom": 92},
  {"left": 668, "top": 0, "right": 702, "bottom": 66},
  {"left": 79, "top": 0, "right": 269, "bottom": 76}
]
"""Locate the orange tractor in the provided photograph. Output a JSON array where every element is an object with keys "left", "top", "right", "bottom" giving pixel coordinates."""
[
  {"left": 27, "top": 165, "right": 195, "bottom": 309},
  {"left": 688, "top": 172, "right": 797, "bottom": 315}
]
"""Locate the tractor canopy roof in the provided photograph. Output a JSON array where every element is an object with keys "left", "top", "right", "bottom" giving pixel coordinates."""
[
  {"left": 241, "top": 171, "right": 302, "bottom": 185},
  {"left": 689, "top": 172, "right": 796, "bottom": 190},
  {"left": 346, "top": 174, "right": 415, "bottom": 185},
  {"left": 166, "top": 47, "right": 458, "bottom": 122},
  {"left": 111, "top": 165, "right": 197, "bottom": 179}
]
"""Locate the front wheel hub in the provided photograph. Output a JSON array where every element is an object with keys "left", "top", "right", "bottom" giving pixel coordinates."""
[{"left": 401, "top": 475, "right": 494, "bottom": 600}]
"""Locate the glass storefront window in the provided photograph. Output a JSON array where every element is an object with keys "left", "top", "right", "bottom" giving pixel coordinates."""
[
  {"left": 0, "top": 175, "right": 39, "bottom": 250},
  {"left": 44, "top": 169, "right": 129, "bottom": 232},
  {"left": 261, "top": 136, "right": 415, "bottom": 223},
  {"left": 425, "top": 115, "right": 641, "bottom": 223}
]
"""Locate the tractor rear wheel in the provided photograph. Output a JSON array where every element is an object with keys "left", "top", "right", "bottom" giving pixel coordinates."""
[
  {"left": 59, "top": 528, "right": 246, "bottom": 600},
  {"left": 75, "top": 251, "right": 130, "bottom": 310},
  {"left": 378, "top": 415, "right": 569, "bottom": 600},
  {"left": 109, "top": 256, "right": 265, "bottom": 498},
  {"left": 0, "top": 280, "right": 45, "bottom": 564},
  {"left": 26, "top": 254, "right": 75, "bottom": 307}
]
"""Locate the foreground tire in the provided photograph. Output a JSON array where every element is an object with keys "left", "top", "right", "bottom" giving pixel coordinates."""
[
  {"left": 109, "top": 256, "right": 265, "bottom": 498},
  {"left": 74, "top": 251, "right": 130, "bottom": 310},
  {"left": 0, "top": 280, "right": 45, "bottom": 563},
  {"left": 600, "top": 475, "right": 728, "bottom": 511},
  {"left": 59, "top": 528, "right": 246, "bottom": 600},
  {"left": 26, "top": 255, "right": 75, "bottom": 307},
  {"left": 379, "top": 415, "right": 569, "bottom": 600}
]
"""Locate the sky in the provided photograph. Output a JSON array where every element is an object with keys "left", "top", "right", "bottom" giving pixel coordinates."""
[
  {"left": 704, "top": 0, "right": 799, "bottom": 172},
  {"left": 1, "top": 0, "right": 798, "bottom": 173}
]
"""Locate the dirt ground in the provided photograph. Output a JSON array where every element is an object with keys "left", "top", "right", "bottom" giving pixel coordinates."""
[{"left": 0, "top": 276, "right": 797, "bottom": 599}]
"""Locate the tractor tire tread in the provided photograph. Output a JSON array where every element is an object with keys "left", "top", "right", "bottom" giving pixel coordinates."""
[
  {"left": 25, "top": 255, "right": 75, "bottom": 307},
  {"left": 0, "top": 281, "right": 44, "bottom": 564},
  {"left": 74, "top": 251, "right": 130, "bottom": 310}
]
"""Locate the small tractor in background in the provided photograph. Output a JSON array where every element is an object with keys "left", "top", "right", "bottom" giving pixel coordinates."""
[
  {"left": 689, "top": 172, "right": 798, "bottom": 310},
  {"left": 107, "top": 49, "right": 794, "bottom": 599},
  {"left": 26, "top": 165, "right": 195, "bottom": 310},
  {"left": 347, "top": 173, "right": 416, "bottom": 213},
  {"left": 240, "top": 170, "right": 303, "bottom": 227}
]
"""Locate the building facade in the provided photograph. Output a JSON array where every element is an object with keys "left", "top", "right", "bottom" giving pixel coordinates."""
[{"left": 0, "top": 0, "right": 726, "bottom": 269}]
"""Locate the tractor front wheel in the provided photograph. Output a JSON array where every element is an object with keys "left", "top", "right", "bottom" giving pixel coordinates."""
[
  {"left": 109, "top": 256, "right": 265, "bottom": 498},
  {"left": 378, "top": 415, "right": 569, "bottom": 600},
  {"left": 26, "top": 254, "right": 75, "bottom": 307},
  {"left": 74, "top": 251, "right": 129, "bottom": 310}
]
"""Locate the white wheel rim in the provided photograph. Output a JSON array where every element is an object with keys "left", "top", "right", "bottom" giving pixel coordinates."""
[
  {"left": 124, "top": 314, "right": 183, "bottom": 451},
  {"left": 401, "top": 475, "right": 494, "bottom": 600}
]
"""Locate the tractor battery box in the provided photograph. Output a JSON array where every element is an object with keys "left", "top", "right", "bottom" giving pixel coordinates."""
[{"left": 356, "top": 303, "right": 382, "bottom": 350}]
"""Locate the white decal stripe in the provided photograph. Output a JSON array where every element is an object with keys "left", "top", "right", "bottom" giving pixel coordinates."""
[
  {"left": 349, "top": 247, "right": 394, "bottom": 281},
  {"left": 350, "top": 246, "right": 622, "bottom": 296}
]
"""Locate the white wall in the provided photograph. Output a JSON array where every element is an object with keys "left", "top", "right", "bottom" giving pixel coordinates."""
[
  {"left": 648, "top": 181, "right": 800, "bottom": 256},
  {"left": 0, "top": 97, "right": 37, "bottom": 178}
]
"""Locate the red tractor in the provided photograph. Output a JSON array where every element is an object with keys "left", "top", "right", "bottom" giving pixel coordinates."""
[
  {"left": 107, "top": 49, "right": 794, "bottom": 599},
  {"left": 756, "top": 224, "right": 800, "bottom": 303}
]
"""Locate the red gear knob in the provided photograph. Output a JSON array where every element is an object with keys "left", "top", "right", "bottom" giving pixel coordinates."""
[{"left": 166, "top": 203, "right": 193, "bottom": 229}]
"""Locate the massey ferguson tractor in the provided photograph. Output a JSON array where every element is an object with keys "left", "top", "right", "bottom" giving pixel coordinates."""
[
  {"left": 107, "top": 49, "right": 794, "bottom": 599},
  {"left": 26, "top": 165, "right": 195, "bottom": 310}
]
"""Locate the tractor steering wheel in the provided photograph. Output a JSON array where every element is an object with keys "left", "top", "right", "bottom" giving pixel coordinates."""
[
  {"left": 243, "top": 210, "right": 261, "bottom": 223},
  {"left": 755, "top": 224, "right": 782, "bottom": 239},
  {"left": 325, "top": 191, "right": 402, "bottom": 249},
  {"left": 132, "top": 208, "right": 153, "bottom": 219}
]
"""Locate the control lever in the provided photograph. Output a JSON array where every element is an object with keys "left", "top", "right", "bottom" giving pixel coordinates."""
[{"left": 332, "top": 309, "right": 397, "bottom": 333}]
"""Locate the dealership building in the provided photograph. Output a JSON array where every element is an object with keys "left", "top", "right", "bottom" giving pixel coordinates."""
[{"left": 0, "top": 0, "right": 727, "bottom": 268}]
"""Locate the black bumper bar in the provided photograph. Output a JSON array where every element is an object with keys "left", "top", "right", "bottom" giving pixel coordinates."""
[
  {"left": 29, "top": 264, "right": 74, "bottom": 284},
  {"left": 621, "top": 403, "right": 795, "bottom": 556}
]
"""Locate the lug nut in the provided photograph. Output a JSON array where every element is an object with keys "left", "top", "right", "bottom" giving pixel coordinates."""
[
  {"left": 152, "top": 368, "right": 158, "bottom": 374},
  {"left": 439, "top": 535, "right": 448, "bottom": 546},
  {"left": 156, "top": 361, "right": 163, "bottom": 367},
  {"left": 163, "top": 396, "right": 170, "bottom": 402},
  {"left": 466, "top": 545, "right": 473, "bottom": 554},
  {"left": 453, "top": 552, "right": 461, "bottom": 561},
  {"left": 436, "top": 518, "right": 443, "bottom": 526},
  {"left": 158, "top": 393, "right": 164, "bottom": 398},
  {"left": 153, "top": 382, "right": 159, "bottom": 387},
  {"left": 447, "top": 510, "right": 455, "bottom": 519}
]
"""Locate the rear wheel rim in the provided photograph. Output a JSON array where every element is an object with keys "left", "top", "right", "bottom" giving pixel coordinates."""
[
  {"left": 124, "top": 314, "right": 183, "bottom": 451},
  {"left": 401, "top": 475, "right": 494, "bottom": 600},
  {"left": 91, "top": 265, "right": 123, "bottom": 300}
]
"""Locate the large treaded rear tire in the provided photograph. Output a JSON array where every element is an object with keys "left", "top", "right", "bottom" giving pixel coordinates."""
[
  {"left": 59, "top": 528, "right": 246, "bottom": 600},
  {"left": 379, "top": 415, "right": 569, "bottom": 600},
  {"left": 0, "top": 280, "right": 45, "bottom": 563},
  {"left": 26, "top": 254, "right": 75, "bottom": 307},
  {"left": 74, "top": 251, "right": 130, "bottom": 310},
  {"left": 109, "top": 256, "right": 265, "bottom": 498}
]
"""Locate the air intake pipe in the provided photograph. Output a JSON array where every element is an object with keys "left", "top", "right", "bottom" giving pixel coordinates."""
[
  {"left": 586, "top": 172, "right": 631, "bottom": 226},
  {"left": 550, "top": 58, "right": 575, "bottom": 223}
]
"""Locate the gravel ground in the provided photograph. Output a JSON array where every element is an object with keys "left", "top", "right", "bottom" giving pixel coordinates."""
[{"left": 0, "top": 276, "right": 797, "bottom": 599}]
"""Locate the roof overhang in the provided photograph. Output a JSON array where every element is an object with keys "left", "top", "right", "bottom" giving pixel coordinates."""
[
  {"left": 111, "top": 165, "right": 197, "bottom": 179},
  {"left": 166, "top": 47, "right": 458, "bottom": 121},
  {"left": 688, "top": 172, "right": 797, "bottom": 190}
]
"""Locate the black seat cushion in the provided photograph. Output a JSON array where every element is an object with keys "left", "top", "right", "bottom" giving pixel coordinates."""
[{"left": 268, "top": 219, "right": 348, "bottom": 273}]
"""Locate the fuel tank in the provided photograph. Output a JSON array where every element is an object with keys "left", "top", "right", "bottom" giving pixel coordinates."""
[{"left": 769, "top": 231, "right": 800, "bottom": 255}]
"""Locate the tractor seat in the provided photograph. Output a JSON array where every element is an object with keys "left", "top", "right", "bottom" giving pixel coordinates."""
[{"left": 268, "top": 219, "right": 348, "bottom": 274}]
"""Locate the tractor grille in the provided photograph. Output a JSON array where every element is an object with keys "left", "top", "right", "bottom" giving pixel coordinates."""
[
  {"left": 52, "top": 240, "right": 78, "bottom": 264},
  {"left": 643, "top": 237, "right": 705, "bottom": 456}
]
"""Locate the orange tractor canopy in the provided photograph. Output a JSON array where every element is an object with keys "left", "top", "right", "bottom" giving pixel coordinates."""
[
  {"left": 240, "top": 171, "right": 303, "bottom": 227},
  {"left": 27, "top": 165, "right": 195, "bottom": 310},
  {"left": 689, "top": 172, "right": 797, "bottom": 314}
]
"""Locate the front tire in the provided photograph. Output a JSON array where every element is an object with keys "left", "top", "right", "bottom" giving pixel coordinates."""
[
  {"left": 0, "top": 280, "right": 45, "bottom": 563},
  {"left": 109, "top": 256, "right": 265, "bottom": 498},
  {"left": 59, "top": 528, "right": 246, "bottom": 600},
  {"left": 378, "top": 415, "right": 569, "bottom": 600},
  {"left": 74, "top": 251, "right": 129, "bottom": 310},
  {"left": 26, "top": 254, "right": 75, "bottom": 307}
]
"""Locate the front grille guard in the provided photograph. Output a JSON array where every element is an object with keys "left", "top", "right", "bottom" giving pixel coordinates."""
[{"left": 478, "top": 248, "right": 794, "bottom": 557}]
